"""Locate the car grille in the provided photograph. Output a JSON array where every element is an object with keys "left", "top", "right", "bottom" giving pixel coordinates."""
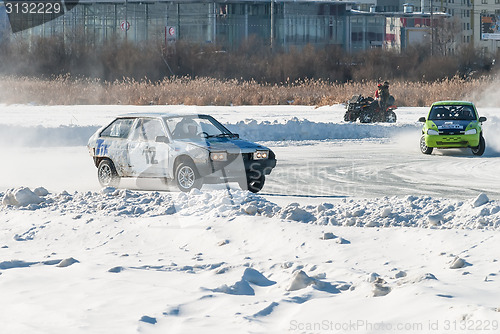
[
  {"left": 227, "top": 153, "right": 252, "bottom": 162},
  {"left": 436, "top": 141, "right": 468, "bottom": 145},
  {"left": 438, "top": 130, "right": 465, "bottom": 135}
]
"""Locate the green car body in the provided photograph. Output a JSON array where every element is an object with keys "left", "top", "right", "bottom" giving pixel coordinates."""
[{"left": 419, "top": 101, "right": 487, "bottom": 156}]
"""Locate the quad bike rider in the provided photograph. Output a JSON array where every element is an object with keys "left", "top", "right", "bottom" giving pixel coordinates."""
[{"left": 344, "top": 81, "right": 397, "bottom": 123}]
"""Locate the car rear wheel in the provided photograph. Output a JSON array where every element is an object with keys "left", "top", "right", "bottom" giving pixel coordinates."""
[
  {"left": 175, "top": 161, "right": 203, "bottom": 192},
  {"left": 98, "top": 159, "right": 120, "bottom": 187},
  {"left": 420, "top": 136, "right": 433, "bottom": 155},
  {"left": 471, "top": 135, "right": 485, "bottom": 156}
]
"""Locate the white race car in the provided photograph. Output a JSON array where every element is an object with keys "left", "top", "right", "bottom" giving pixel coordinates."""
[{"left": 87, "top": 113, "right": 277, "bottom": 192}]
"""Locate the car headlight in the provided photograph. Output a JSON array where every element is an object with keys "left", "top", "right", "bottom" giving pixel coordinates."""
[
  {"left": 465, "top": 129, "right": 477, "bottom": 135},
  {"left": 253, "top": 150, "right": 269, "bottom": 160},
  {"left": 210, "top": 152, "right": 227, "bottom": 161},
  {"left": 427, "top": 129, "right": 439, "bottom": 135}
]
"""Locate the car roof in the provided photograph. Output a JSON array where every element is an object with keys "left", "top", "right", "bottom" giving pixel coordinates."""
[
  {"left": 431, "top": 101, "right": 475, "bottom": 107},
  {"left": 116, "top": 112, "right": 211, "bottom": 119}
]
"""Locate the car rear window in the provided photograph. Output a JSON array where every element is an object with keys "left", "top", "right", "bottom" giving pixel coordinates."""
[{"left": 100, "top": 118, "right": 135, "bottom": 138}]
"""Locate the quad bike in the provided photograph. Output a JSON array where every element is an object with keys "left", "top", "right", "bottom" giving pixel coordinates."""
[{"left": 344, "top": 95, "right": 397, "bottom": 123}]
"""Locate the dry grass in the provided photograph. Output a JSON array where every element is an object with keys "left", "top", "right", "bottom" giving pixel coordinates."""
[{"left": 0, "top": 75, "right": 495, "bottom": 107}]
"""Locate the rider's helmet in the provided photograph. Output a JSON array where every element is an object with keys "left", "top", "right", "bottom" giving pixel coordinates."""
[{"left": 182, "top": 119, "right": 199, "bottom": 137}]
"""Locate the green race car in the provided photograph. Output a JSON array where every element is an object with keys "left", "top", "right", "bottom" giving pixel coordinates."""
[{"left": 418, "top": 101, "right": 487, "bottom": 156}]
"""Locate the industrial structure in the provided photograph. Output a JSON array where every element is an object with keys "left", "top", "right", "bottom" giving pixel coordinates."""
[{"left": 0, "top": 0, "right": 498, "bottom": 54}]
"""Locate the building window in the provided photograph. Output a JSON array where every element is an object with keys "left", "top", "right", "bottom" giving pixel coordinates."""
[
  {"left": 467, "top": 23, "right": 470, "bottom": 30},
  {"left": 481, "top": 0, "right": 487, "bottom": 4}
]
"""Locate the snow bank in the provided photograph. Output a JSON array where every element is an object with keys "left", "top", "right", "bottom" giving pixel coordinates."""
[
  {"left": 3, "top": 187, "right": 500, "bottom": 230},
  {"left": 2, "top": 187, "right": 43, "bottom": 207},
  {"left": 1, "top": 187, "right": 280, "bottom": 218},
  {"left": 211, "top": 268, "right": 275, "bottom": 296},
  {"left": 0, "top": 121, "right": 419, "bottom": 147},
  {"left": 0, "top": 125, "right": 99, "bottom": 147},
  {"left": 227, "top": 118, "right": 419, "bottom": 142}
]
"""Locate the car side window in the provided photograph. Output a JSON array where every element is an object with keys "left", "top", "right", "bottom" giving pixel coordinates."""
[
  {"left": 131, "top": 118, "right": 165, "bottom": 142},
  {"left": 100, "top": 119, "right": 134, "bottom": 138},
  {"left": 461, "top": 107, "right": 475, "bottom": 120}
]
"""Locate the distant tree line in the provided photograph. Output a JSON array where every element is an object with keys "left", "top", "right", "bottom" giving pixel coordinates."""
[{"left": 0, "top": 33, "right": 496, "bottom": 83}]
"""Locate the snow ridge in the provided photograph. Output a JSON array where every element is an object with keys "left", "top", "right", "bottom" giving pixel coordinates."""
[
  {"left": 228, "top": 118, "right": 418, "bottom": 142},
  {"left": 2, "top": 187, "right": 499, "bottom": 230},
  {"left": 0, "top": 120, "right": 419, "bottom": 147}
]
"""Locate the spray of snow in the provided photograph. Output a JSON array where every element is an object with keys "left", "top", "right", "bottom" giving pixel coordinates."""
[{"left": 469, "top": 75, "right": 500, "bottom": 108}]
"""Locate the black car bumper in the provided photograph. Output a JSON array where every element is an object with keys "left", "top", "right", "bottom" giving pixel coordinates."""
[{"left": 198, "top": 150, "right": 277, "bottom": 184}]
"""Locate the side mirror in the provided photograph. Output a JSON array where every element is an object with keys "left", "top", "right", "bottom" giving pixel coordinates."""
[
  {"left": 232, "top": 133, "right": 239, "bottom": 139},
  {"left": 418, "top": 117, "right": 426, "bottom": 122},
  {"left": 155, "top": 135, "right": 170, "bottom": 143},
  {"left": 479, "top": 116, "right": 487, "bottom": 122}
]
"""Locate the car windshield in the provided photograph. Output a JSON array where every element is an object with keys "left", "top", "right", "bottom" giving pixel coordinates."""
[
  {"left": 428, "top": 105, "right": 476, "bottom": 121},
  {"left": 165, "top": 115, "right": 233, "bottom": 140}
]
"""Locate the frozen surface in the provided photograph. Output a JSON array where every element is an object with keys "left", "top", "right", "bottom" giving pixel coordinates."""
[
  {"left": 2, "top": 187, "right": 500, "bottom": 333},
  {"left": 1, "top": 104, "right": 500, "bottom": 199},
  {"left": 1, "top": 104, "right": 500, "bottom": 333}
]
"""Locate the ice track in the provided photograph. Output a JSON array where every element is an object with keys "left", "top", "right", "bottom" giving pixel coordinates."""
[{"left": 1, "top": 104, "right": 500, "bottom": 201}]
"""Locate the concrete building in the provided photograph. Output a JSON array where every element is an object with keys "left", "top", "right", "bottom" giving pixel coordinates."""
[
  {"left": 0, "top": 0, "right": 457, "bottom": 53},
  {"left": 366, "top": 0, "right": 499, "bottom": 54},
  {"left": 473, "top": 0, "right": 500, "bottom": 55},
  {"left": 0, "top": 1, "right": 354, "bottom": 50}
]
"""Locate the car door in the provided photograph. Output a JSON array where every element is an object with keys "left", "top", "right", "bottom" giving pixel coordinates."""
[
  {"left": 97, "top": 118, "right": 134, "bottom": 174},
  {"left": 128, "top": 118, "right": 169, "bottom": 178}
]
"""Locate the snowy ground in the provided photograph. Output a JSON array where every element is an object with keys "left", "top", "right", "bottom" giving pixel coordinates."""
[{"left": 1, "top": 104, "right": 500, "bottom": 333}]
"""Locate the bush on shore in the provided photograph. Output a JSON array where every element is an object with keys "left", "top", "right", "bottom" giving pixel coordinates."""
[
  {"left": 0, "top": 75, "right": 496, "bottom": 107},
  {"left": 0, "top": 35, "right": 497, "bottom": 106}
]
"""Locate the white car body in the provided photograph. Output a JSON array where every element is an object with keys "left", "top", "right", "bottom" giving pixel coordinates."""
[{"left": 87, "top": 113, "right": 276, "bottom": 192}]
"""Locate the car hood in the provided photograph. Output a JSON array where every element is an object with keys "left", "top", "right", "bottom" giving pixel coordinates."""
[
  {"left": 178, "top": 137, "right": 269, "bottom": 154},
  {"left": 431, "top": 120, "right": 474, "bottom": 131}
]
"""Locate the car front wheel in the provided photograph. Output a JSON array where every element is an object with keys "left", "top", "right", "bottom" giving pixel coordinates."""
[
  {"left": 239, "top": 173, "right": 265, "bottom": 193},
  {"left": 98, "top": 159, "right": 120, "bottom": 187},
  {"left": 471, "top": 135, "right": 486, "bottom": 156},
  {"left": 175, "top": 161, "right": 203, "bottom": 192},
  {"left": 420, "top": 136, "right": 433, "bottom": 155}
]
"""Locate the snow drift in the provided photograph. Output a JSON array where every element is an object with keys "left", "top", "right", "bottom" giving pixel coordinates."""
[
  {"left": 2, "top": 187, "right": 499, "bottom": 230},
  {"left": 0, "top": 121, "right": 419, "bottom": 147}
]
